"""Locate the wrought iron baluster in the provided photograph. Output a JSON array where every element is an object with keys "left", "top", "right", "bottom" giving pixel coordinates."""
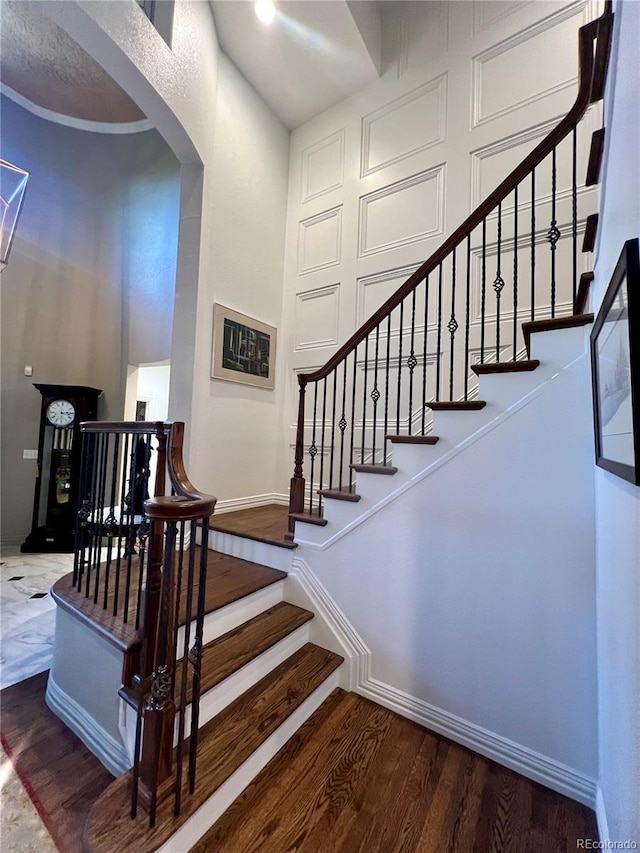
[
  {"left": 92, "top": 432, "right": 110, "bottom": 604},
  {"left": 171, "top": 522, "right": 186, "bottom": 697},
  {"left": 188, "top": 517, "right": 210, "bottom": 794},
  {"left": 349, "top": 348, "right": 358, "bottom": 491},
  {"left": 338, "top": 360, "right": 348, "bottom": 490},
  {"left": 421, "top": 274, "right": 430, "bottom": 432},
  {"left": 572, "top": 128, "right": 578, "bottom": 308},
  {"left": 464, "top": 237, "right": 471, "bottom": 399},
  {"left": 513, "top": 184, "right": 519, "bottom": 360},
  {"left": 319, "top": 378, "right": 328, "bottom": 493},
  {"left": 122, "top": 433, "right": 138, "bottom": 623},
  {"left": 308, "top": 383, "right": 318, "bottom": 514},
  {"left": 361, "top": 337, "right": 369, "bottom": 464},
  {"left": 436, "top": 264, "right": 443, "bottom": 398},
  {"left": 383, "top": 315, "right": 391, "bottom": 461},
  {"left": 329, "top": 370, "right": 338, "bottom": 488},
  {"left": 449, "top": 247, "right": 458, "bottom": 400},
  {"left": 102, "top": 433, "right": 120, "bottom": 610},
  {"left": 371, "top": 325, "right": 380, "bottom": 462},
  {"left": 481, "top": 220, "right": 487, "bottom": 363},
  {"left": 547, "top": 145, "right": 560, "bottom": 318},
  {"left": 396, "top": 301, "right": 404, "bottom": 433},
  {"left": 113, "top": 432, "right": 131, "bottom": 618},
  {"left": 494, "top": 202, "right": 504, "bottom": 362},
  {"left": 531, "top": 168, "right": 536, "bottom": 321},
  {"left": 407, "top": 291, "right": 417, "bottom": 434}
]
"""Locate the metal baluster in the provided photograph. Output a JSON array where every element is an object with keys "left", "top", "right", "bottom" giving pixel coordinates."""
[
  {"left": 531, "top": 168, "right": 536, "bottom": 321},
  {"left": 421, "top": 275, "right": 430, "bottom": 432},
  {"left": 329, "top": 370, "right": 338, "bottom": 488},
  {"left": 572, "top": 128, "right": 578, "bottom": 309},
  {"left": 436, "top": 265, "right": 443, "bottom": 398},
  {"left": 396, "top": 301, "right": 404, "bottom": 433},
  {"left": 513, "top": 185, "right": 519, "bottom": 360},
  {"left": 407, "top": 290, "right": 417, "bottom": 434},
  {"left": 308, "top": 383, "right": 318, "bottom": 514},
  {"left": 188, "top": 517, "right": 210, "bottom": 794},
  {"left": 548, "top": 145, "right": 560, "bottom": 318},
  {"left": 122, "top": 433, "right": 137, "bottom": 623},
  {"left": 349, "top": 347, "right": 358, "bottom": 491},
  {"left": 464, "top": 237, "right": 471, "bottom": 399},
  {"left": 449, "top": 247, "right": 458, "bottom": 400},
  {"left": 172, "top": 522, "right": 186, "bottom": 697},
  {"left": 175, "top": 520, "right": 197, "bottom": 816},
  {"left": 338, "top": 360, "right": 348, "bottom": 490},
  {"left": 113, "top": 432, "right": 131, "bottom": 618},
  {"left": 361, "top": 338, "right": 369, "bottom": 464},
  {"left": 371, "top": 326, "right": 380, "bottom": 461},
  {"left": 383, "top": 315, "right": 391, "bottom": 460},
  {"left": 481, "top": 220, "right": 487, "bottom": 362},
  {"left": 103, "top": 433, "right": 120, "bottom": 609},
  {"left": 494, "top": 202, "right": 504, "bottom": 362},
  {"left": 92, "top": 433, "right": 109, "bottom": 603},
  {"left": 319, "top": 378, "right": 328, "bottom": 492}
]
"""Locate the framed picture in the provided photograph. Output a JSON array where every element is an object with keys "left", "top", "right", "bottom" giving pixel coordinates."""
[
  {"left": 211, "top": 304, "right": 277, "bottom": 390},
  {"left": 590, "top": 238, "right": 640, "bottom": 485}
]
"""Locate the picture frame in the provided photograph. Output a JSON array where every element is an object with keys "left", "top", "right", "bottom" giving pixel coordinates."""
[
  {"left": 211, "top": 303, "right": 277, "bottom": 390},
  {"left": 590, "top": 237, "right": 640, "bottom": 485}
]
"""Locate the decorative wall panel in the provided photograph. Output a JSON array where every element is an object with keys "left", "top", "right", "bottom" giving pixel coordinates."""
[
  {"left": 298, "top": 206, "right": 342, "bottom": 274},
  {"left": 359, "top": 167, "right": 445, "bottom": 258},
  {"left": 361, "top": 75, "right": 447, "bottom": 177},
  {"left": 472, "top": 1, "right": 588, "bottom": 127},
  {"left": 294, "top": 284, "right": 340, "bottom": 351},
  {"left": 472, "top": 1, "right": 534, "bottom": 35},
  {"left": 301, "top": 130, "right": 345, "bottom": 203}
]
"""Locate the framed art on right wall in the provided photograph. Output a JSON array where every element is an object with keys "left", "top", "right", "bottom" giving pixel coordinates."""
[{"left": 590, "top": 237, "right": 640, "bottom": 485}]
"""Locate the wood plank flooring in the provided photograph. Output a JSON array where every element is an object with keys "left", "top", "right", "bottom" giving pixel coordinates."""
[
  {"left": 0, "top": 671, "right": 112, "bottom": 853},
  {"left": 193, "top": 689, "right": 599, "bottom": 853},
  {"left": 208, "top": 504, "right": 294, "bottom": 549}
]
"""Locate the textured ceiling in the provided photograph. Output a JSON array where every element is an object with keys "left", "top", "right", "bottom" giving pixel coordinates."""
[{"left": 0, "top": 1, "right": 146, "bottom": 124}]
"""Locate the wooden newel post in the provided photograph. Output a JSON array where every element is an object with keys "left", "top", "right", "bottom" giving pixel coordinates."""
[{"left": 286, "top": 374, "right": 307, "bottom": 540}]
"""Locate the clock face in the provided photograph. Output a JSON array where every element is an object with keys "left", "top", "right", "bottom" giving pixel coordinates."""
[{"left": 46, "top": 399, "right": 76, "bottom": 427}]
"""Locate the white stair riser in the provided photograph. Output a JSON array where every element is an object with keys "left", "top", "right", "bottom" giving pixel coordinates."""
[
  {"left": 475, "top": 365, "right": 553, "bottom": 410},
  {"left": 388, "top": 441, "right": 446, "bottom": 474},
  {"left": 155, "top": 668, "right": 343, "bottom": 853},
  {"left": 529, "top": 324, "right": 589, "bottom": 364},
  {"left": 292, "top": 520, "right": 331, "bottom": 547},
  {"left": 430, "top": 408, "right": 496, "bottom": 445},
  {"left": 352, "top": 469, "right": 409, "bottom": 503},
  {"left": 176, "top": 581, "right": 284, "bottom": 651},
  {"left": 208, "top": 529, "right": 294, "bottom": 572}
]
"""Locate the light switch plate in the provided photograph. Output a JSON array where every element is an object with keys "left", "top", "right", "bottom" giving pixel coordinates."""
[{"left": 23, "top": 449, "right": 38, "bottom": 460}]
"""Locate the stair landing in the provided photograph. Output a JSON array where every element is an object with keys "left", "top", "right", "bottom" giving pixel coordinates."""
[{"left": 207, "top": 504, "right": 294, "bottom": 549}]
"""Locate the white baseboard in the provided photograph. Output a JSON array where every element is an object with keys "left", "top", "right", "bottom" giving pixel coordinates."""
[
  {"left": 214, "top": 493, "right": 289, "bottom": 515},
  {"left": 595, "top": 786, "right": 610, "bottom": 843},
  {"left": 45, "top": 671, "right": 130, "bottom": 777},
  {"left": 357, "top": 677, "right": 597, "bottom": 809},
  {"left": 286, "top": 557, "right": 370, "bottom": 690}
]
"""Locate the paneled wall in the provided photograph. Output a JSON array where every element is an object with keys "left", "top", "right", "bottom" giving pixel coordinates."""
[{"left": 278, "top": 0, "right": 600, "bottom": 489}]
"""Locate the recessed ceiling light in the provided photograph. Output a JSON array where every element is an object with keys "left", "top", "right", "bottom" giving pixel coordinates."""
[{"left": 255, "top": 0, "right": 275, "bottom": 25}]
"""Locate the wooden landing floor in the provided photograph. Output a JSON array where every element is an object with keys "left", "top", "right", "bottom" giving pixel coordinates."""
[
  {"left": 193, "top": 689, "right": 598, "bottom": 853},
  {"left": 209, "top": 504, "right": 294, "bottom": 549}
]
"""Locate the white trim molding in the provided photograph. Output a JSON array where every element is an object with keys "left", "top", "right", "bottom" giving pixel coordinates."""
[
  {"left": 214, "top": 493, "right": 289, "bottom": 515},
  {"left": 45, "top": 672, "right": 130, "bottom": 777},
  {"left": 357, "top": 677, "right": 597, "bottom": 808}
]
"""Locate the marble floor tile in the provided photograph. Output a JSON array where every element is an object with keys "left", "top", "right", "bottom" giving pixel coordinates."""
[{"left": 0, "top": 752, "right": 57, "bottom": 853}]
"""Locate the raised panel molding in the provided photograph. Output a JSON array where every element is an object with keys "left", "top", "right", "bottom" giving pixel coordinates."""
[
  {"left": 358, "top": 167, "right": 445, "bottom": 258},
  {"left": 472, "top": 1, "right": 535, "bottom": 36},
  {"left": 301, "top": 130, "right": 345, "bottom": 203},
  {"left": 361, "top": 75, "right": 447, "bottom": 177},
  {"left": 471, "top": 0, "right": 590, "bottom": 128},
  {"left": 298, "top": 206, "right": 342, "bottom": 275},
  {"left": 295, "top": 284, "right": 340, "bottom": 351}
]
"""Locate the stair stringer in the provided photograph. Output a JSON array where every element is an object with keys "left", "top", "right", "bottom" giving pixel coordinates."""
[
  {"left": 294, "top": 324, "right": 592, "bottom": 549},
  {"left": 292, "top": 322, "right": 598, "bottom": 807}
]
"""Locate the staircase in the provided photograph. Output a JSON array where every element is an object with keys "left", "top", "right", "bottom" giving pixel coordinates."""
[{"left": 43, "top": 5, "right": 613, "bottom": 851}]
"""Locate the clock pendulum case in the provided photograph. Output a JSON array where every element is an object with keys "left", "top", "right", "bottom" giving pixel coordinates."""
[{"left": 21, "top": 384, "right": 102, "bottom": 553}]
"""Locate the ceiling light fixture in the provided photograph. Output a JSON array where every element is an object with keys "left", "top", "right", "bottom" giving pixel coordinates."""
[{"left": 255, "top": 0, "right": 275, "bottom": 25}]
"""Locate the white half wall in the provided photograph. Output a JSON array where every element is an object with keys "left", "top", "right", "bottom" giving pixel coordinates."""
[
  {"left": 592, "top": 1, "right": 640, "bottom": 844},
  {"left": 296, "top": 340, "right": 598, "bottom": 794}
]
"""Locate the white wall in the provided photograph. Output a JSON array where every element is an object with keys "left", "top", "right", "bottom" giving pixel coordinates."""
[
  {"left": 592, "top": 1, "right": 640, "bottom": 843},
  {"left": 297, "top": 334, "right": 598, "bottom": 796}
]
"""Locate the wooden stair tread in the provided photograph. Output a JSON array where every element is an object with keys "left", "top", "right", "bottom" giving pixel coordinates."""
[
  {"left": 351, "top": 464, "right": 397, "bottom": 475},
  {"left": 585, "top": 128, "right": 605, "bottom": 186},
  {"left": 52, "top": 550, "right": 286, "bottom": 652},
  {"left": 84, "top": 643, "right": 344, "bottom": 853},
  {"left": 318, "top": 488, "right": 361, "bottom": 503},
  {"left": 522, "top": 313, "right": 594, "bottom": 354},
  {"left": 386, "top": 434, "right": 440, "bottom": 444},
  {"left": 426, "top": 401, "right": 487, "bottom": 411},
  {"left": 120, "top": 602, "right": 315, "bottom": 709},
  {"left": 205, "top": 504, "right": 296, "bottom": 550},
  {"left": 471, "top": 359, "right": 540, "bottom": 375},
  {"left": 288, "top": 511, "right": 328, "bottom": 527},
  {"left": 575, "top": 271, "right": 594, "bottom": 314},
  {"left": 590, "top": 11, "right": 613, "bottom": 104}
]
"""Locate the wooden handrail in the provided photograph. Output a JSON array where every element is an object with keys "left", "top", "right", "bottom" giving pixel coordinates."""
[
  {"left": 298, "top": 15, "right": 603, "bottom": 387},
  {"left": 80, "top": 420, "right": 172, "bottom": 434}
]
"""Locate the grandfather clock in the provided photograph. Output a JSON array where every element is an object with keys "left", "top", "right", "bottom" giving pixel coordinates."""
[{"left": 21, "top": 384, "right": 102, "bottom": 553}]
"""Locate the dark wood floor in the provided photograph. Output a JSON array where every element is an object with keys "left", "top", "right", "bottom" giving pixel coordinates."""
[
  {"left": 209, "top": 504, "right": 294, "bottom": 549},
  {"left": 193, "top": 689, "right": 598, "bottom": 853},
  {"left": 1, "top": 675, "right": 598, "bottom": 853},
  {"left": 0, "top": 671, "right": 112, "bottom": 853}
]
